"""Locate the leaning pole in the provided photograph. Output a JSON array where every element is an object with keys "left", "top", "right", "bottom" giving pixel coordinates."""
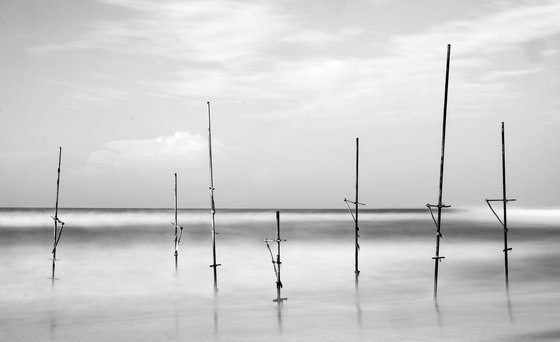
[{"left": 426, "top": 44, "right": 452, "bottom": 301}]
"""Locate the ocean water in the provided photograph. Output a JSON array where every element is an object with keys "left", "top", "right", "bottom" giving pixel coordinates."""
[{"left": 1, "top": 207, "right": 559, "bottom": 341}]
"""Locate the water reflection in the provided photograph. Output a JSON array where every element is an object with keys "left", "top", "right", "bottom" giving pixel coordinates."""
[
  {"left": 355, "top": 281, "right": 362, "bottom": 331},
  {"left": 434, "top": 299, "right": 442, "bottom": 327},
  {"left": 276, "top": 303, "right": 283, "bottom": 335},
  {"left": 506, "top": 291, "right": 514, "bottom": 324},
  {"left": 213, "top": 294, "right": 219, "bottom": 339}
]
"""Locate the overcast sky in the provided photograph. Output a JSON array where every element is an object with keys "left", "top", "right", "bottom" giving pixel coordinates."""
[{"left": 0, "top": 0, "right": 559, "bottom": 209}]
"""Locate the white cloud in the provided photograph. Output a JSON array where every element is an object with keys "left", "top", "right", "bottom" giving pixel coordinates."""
[
  {"left": 45, "top": 81, "right": 131, "bottom": 108},
  {"left": 28, "top": 0, "right": 560, "bottom": 122},
  {"left": 482, "top": 67, "right": 543, "bottom": 82},
  {"left": 86, "top": 131, "right": 218, "bottom": 170}
]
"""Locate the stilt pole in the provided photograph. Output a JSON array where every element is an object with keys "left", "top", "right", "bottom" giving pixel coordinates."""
[
  {"left": 426, "top": 44, "right": 451, "bottom": 301},
  {"left": 344, "top": 138, "right": 365, "bottom": 282},
  {"left": 207, "top": 101, "right": 221, "bottom": 293},
  {"left": 501, "top": 122, "right": 509, "bottom": 290},
  {"left": 486, "top": 122, "right": 515, "bottom": 292},
  {"left": 173, "top": 173, "right": 183, "bottom": 272},
  {"left": 265, "top": 211, "right": 287, "bottom": 304},
  {"left": 50, "top": 147, "right": 65, "bottom": 285},
  {"left": 354, "top": 138, "right": 360, "bottom": 281}
]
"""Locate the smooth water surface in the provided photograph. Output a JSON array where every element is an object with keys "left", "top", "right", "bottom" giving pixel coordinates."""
[{"left": 1, "top": 208, "right": 559, "bottom": 341}]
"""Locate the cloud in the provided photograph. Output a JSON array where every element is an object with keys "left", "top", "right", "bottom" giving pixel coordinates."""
[
  {"left": 86, "top": 131, "right": 217, "bottom": 170},
  {"left": 28, "top": 0, "right": 560, "bottom": 122},
  {"left": 44, "top": 81, "right": 131, "bottom": 108},
  {"left": 482, "top": 67, "right": 543, "bottom": 82}
]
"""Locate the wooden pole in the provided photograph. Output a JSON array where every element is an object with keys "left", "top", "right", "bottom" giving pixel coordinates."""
[
  {"left": 174, "top": 173, "right": 178, "bottom": 272},
  {"left": 51, "top": 147, "right": 63, "bottom": 286},
  {"left": 275, "top": 211, "right": 283, "bottom": 303},
  {"left": 485, "top": 122, "right": 515, "bottom": 292},
  {"left": 354, "top": 138, "right": 360, "bottom": 282},
  {"left": 207, "top": 101, "right": 220, "bottom": 293},
  {"left": 344, "top": 138, "right": 365, "bottom": 283},
  {"left": 266, "top": 211, "right": 287, "bottom": 304},
  {"left": 428, "top": 44, "right": 451, "bottom": 301},
  {"left": 501, "top": 122, "right": 510, "bottom": 291}
]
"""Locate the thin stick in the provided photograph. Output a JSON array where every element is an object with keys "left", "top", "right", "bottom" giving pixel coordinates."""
[
  {"left": 173, "top": 173, "right": 183, "bottom": 272},
  {"left": 344, "top": 138, "right": 365, "bottom": 283},
  {"left": 265, "top": 211, "right": 287, "bottom": 304},
  {"left": 51, "top": 147, "right": 65, "bottom": 286},
  {"left": 501, "top": 122, "right": 509, "bottom": 290},
  {"left": 426, "top": 44, "right": 451, "bottom": 301},
  {"left": 207, "top": 101, "right": 221, "bottom": 293},
  {"left": 486, "top": 122, "right": 515, "bottom": 292},
  {"left": 354, "top": 138, "right": 360, "bottom": 281}
]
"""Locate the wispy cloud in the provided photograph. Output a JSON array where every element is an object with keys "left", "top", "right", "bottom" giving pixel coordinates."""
[
  {"left": 29, "top": 0, "right": 560, "bottom": 121},
  {"left": 482, "top": 67, "right": 543, "bottom": 82},
  {"left": 43, "top": 81, "right": 131, "bottom": 108},
  {"left": 86, "top": 131, "right": 220, "bottom": 170}
]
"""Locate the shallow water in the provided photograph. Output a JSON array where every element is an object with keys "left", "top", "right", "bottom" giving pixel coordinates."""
[{"left": 0, "top": 208, "right": 559, "bottom": 341}]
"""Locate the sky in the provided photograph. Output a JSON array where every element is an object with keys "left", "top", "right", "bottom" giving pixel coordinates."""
[{"left": 0, "top": 0, "right": 559, "bottom": 209}]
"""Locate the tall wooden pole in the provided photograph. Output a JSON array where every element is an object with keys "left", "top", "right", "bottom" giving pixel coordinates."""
[
  {"left": 274, "top": 211, "right": 286, "bottom": 303},
  {"left": 51, "top": 147, "right": 63, "bottom": 286},
  {"left": 174, "top": 173, "right": 178, "bottom": 272},
  {"left": 428, "top": 44, "right": 451, "bottom": 301},
  {"left": 354, "top": 138, "right": 360, "bottom": 282},
  {"left": 485, "top": 122, "right": 515, "bottom": 292},
  {"left": 344, "top": 138, "right": 365, "bottom": 282},
  {"left": 207, "top": 101, "right": 220, "bottom": 293},
  {"left": 265, "top": 211, "right": 287, "bottom": 304},
  {"left": 501, "top": 122, "right": 510, "bottom": 291}
]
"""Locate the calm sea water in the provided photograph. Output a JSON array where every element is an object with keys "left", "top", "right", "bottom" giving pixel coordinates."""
[{"left": 1, "top": 207, "right": 559, "bottom": 341}]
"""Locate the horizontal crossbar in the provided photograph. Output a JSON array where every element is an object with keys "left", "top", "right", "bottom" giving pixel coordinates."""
[
  {"left": 209, "top": 264, "right": 222, "bottom": 268},
  {"left": 344, "top": 198, "right": 365, "bottom": 206},
  {"left": 426, "top": 204, "right": 451, "bottom": 208},
  {"left": 52, "top": 216, "right": 66, "bottom": 225},
  {"left": 486, "top": 199, "right": 516, "bottom": 202}
]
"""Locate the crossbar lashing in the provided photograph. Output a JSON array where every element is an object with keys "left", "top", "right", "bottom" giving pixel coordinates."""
[
  {"left": 485, "top": 199, "right": 515, "bottom": 228},
  {"left": 426, "top": 204, "right": 450, "bottom": 236},
  {"left": 344, "top": 198, "right": 365, "bottom": 206}
]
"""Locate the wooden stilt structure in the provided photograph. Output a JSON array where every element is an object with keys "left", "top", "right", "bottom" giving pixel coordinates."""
[
  {"left": 344, "top": 137, "right": 365, "bottom": 283},
  {"left": 207, "top": 101, "right": 221, "bottom": 293},
  {"left": 172, "top": 172, "right": 183, "bottom": 272},
  {"left": 50, "top": 147, "right": 66, "bottom": 285},
  {"left": 265, "top": 211, "right": 287, "bottom": 304},
  {"left": 426, "top": 44, "right": 452, "bottom": 301},
  {"left": 486, "top": 122, "right": 516, "bottom": 291}
]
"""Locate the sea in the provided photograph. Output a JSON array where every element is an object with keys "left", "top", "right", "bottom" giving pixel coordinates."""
[{"left": 1, "top": 207, "right": 559, "bottom": 341}]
